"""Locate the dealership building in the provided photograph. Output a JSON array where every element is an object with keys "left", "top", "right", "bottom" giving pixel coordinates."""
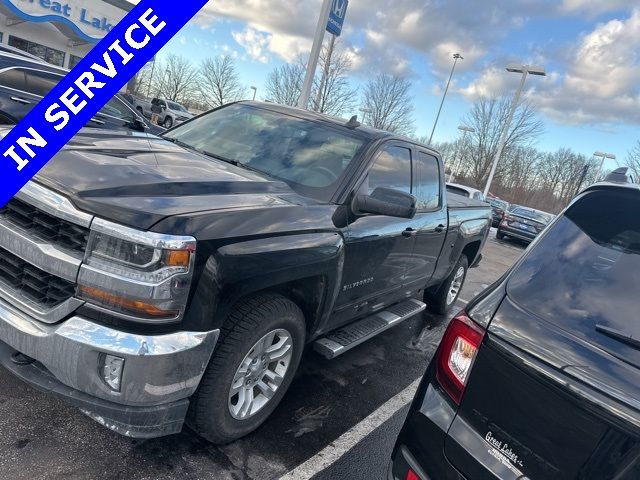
[{"left": 0, "top": 0, "right": 131, "bottom": 69}]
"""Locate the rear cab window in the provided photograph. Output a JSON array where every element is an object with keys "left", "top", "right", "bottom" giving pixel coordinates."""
[
  {"left": 415, "top": 151, "right": 441, "bottom": 210},
  {"left": 507, "top": 189, "right": 640, "bottom": 366}
]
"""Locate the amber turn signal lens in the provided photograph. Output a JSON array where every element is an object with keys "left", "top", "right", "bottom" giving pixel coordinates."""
[
  {"left": 165, "top": 249, "right": 191, "bottom": 267},
  {"left": 78, "top": 285, "right": 179, "bottom": 318}
]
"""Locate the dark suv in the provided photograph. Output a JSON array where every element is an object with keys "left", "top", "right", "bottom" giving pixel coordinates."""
[
  {"left": 0, "top": 51, "right": 163, "bottom": 134},
  {"left": 390, "top": 173, "right": 640, "bottom": 479}
]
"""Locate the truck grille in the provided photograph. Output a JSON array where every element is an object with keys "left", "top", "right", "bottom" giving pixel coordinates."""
[
  {"left": 0, "top": 198, "right": 90, "bottom": 254},
  {"left": 0, "top": 247, "right": 76, "bottom": 308}
]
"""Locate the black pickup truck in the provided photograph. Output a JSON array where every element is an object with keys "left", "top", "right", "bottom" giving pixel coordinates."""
[{"left": 0, "top": 102, "right": 490, "bottom": 443}]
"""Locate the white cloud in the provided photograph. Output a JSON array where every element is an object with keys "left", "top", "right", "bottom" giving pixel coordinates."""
[
  {"left": 461, "top": 9, "right": 640, "bottom": 125},
  {"left": 187, "top": 0, "right": 639, "bottom": 126},
  {"left": 231, "top": 28, "right": 271, "bottom": 63},
  {"left": 192, "top": 0, "right": 559, "bottom": 77}
]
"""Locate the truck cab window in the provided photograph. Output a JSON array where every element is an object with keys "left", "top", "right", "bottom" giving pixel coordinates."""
[
  {"left": 100, "top": 97, "right": 134, "bottom": 120},
  {"left": 367, "top": 146, "right": 412, "bottom": 194},
  {"left": 416, "top": 152, "right": 440, "bottom": 210}
]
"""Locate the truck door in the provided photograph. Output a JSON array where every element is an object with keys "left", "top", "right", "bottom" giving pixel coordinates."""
[
  {"left": 0, "top": 68, "right": 32, "bottom": 124},
  {"left": 403, "top": 150, "right": 448, "bottom": 289},
  {"left": 330, "top": 143, "right": 417, "bottom": 327}
]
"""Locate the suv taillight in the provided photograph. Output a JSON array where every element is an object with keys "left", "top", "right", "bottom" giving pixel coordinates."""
[{"left": 435, "top": 312, "right": 485, "bottom": 405}]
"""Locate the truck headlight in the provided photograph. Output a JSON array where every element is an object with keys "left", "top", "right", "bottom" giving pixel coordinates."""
[{"left": 77, "top": 219, "right": 196, "bottom": 322}]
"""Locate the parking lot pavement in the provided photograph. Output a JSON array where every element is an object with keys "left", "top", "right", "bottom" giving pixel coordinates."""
[{"left": 0, "top": 233, "right": 525, "bottom": 480}]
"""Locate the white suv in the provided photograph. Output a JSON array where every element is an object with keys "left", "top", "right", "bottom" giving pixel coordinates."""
[{"left": 151, "top": 98, "right": 194, "bottom": 128}]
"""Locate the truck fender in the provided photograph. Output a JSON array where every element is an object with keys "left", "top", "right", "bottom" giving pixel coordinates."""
[{"left": 185, "top": 233, "right": 345, "bottom": 333}]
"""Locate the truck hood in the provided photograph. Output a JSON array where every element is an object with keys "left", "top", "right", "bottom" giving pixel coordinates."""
[{"left": 28, "top": 129, "right": 297, "bottom": 229}]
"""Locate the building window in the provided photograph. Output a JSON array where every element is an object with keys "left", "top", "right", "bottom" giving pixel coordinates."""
[
  {"left": 8, "top": 35, "right": 65, "bottom": 67},
  {"left": 69, "top": 55, "right": 83, "bottom": 69}
]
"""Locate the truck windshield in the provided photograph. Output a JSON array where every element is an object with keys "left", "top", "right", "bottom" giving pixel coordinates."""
[
  {"left": 163, "top": 104, "right": 365, "bottom": 200},
  {"left": 508, "top": 189, "right": 640, "bottom": 366}
]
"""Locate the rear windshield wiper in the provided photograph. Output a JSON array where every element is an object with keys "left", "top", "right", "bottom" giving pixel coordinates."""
[{"left": 596, "top": 324, "right": 640, "bottom": 350}]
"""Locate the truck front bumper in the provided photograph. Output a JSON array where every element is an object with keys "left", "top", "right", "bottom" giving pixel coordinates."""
[{"left": 0, "top": 297, "right": 219, "bottom": 438}]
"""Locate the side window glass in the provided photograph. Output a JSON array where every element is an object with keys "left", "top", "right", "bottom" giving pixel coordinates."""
[
  {"left": 100, "top": 97, "right": 133, "bottom": 120},
  {"left": 368, "top": 146, "right": 412, "bottom": 194},
  {"left": 416, "top": 152, "right": 440, "bottom": 210},
  {"left": 0, "top": 69, "right": 27, "bottom": 91},
  {"left": 25, "top": 70, "right": 60, "bottom": 97}
]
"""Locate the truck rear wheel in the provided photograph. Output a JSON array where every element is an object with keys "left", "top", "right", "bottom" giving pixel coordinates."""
[
  {"left": 188, "top": 294, "right": 305, "bottom": 444},
  {"left": 425, "top": 256, "right": 468, "bottom": 315}
]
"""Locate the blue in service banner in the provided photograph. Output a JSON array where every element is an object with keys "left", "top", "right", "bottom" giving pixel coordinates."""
[{"left": 0, "top": 0, "right": 210, "bottom": 208}]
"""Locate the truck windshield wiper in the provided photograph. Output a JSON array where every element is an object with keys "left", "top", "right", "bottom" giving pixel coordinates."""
[
  {"left": 163, "top": 138, "right": 262, "bottom": 174},
  {"left": 199, "top": 150, "right": 263, "bottom": 174},
  {"left": 199, "top": 150, "right": 241, "bottom": 166},
  {"left": 595, "top": 324, "right": 640, "bottom": 350},
  {"left": 163, "top": 137, "right": 195, "bottom": 150}
]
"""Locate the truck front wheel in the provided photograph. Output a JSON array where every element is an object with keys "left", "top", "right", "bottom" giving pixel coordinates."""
[
  {"left": 425, "top": 256, "right": 468, "bottom": 315},
  {"left": 188, "top": 294, "right": 305, "bottom": 444}
]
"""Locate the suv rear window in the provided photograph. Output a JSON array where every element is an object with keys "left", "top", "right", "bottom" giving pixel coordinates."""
[{"left": 508, "top": 189, "right": 640, "bottom": 364}]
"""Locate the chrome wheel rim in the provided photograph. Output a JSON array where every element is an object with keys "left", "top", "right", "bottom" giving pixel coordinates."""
[
  {"left": 228, "top": 329, "right": 293, "bottom": 420},
  {"left": 447, "top": 266, "right": 465, "bottom": 306}
]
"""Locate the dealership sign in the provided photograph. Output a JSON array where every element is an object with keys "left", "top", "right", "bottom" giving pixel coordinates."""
[
  {"left": 0, "top": 0, "right": 129, "bottom": 42},
  {"left": 0, "top": 0, "right": 209, "bottom": 208},
  {"left": 326, "top": 0, "right": 348, "bottom": 37}
]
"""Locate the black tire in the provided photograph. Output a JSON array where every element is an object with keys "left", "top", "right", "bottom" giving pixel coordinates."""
[
  {"left": 425, "top": 256, "right": 468, "bottom": 315},
  {"left": 188, "top": 294, "right": 305, "bottom": 444},
  {"left": 496, "top": 230, "right": 505, "bottom": 240},
  {"left": 164, "top": 117, "right": 173, "bottom": 128}
]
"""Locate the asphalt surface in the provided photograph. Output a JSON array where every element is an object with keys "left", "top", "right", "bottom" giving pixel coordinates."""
[{"left": 0, "top": 233, "right": 525, "bottom": 480}]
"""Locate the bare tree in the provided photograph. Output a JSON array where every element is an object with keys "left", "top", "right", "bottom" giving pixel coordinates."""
[
  {"left": 360, "top": 74, "right": 415, "bottom": 136},
  {"left": 311, "top": 40, "right": 358, "bottom": 116},
  {"left": 625, "top": 140, "right": 640, "bottom": 178},
  {"left": 462, "top": 97, "right": 544, "bottom": 189},
  {"left": 198, "top": 55, "right": 246, "bottom": 109},
  {"left": 265, "top": 62, "right": 305, "bottom": 107},
  {"left": 154, "top": 54, "right": 199, "bottom": 103}
]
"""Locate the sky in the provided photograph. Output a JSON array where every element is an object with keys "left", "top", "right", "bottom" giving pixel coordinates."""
[{"left": 148, "top": 0, "right": 638, "bottom": 172}]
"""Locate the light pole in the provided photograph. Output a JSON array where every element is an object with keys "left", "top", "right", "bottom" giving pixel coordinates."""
[
  {"left": 313, "top": 33, "right": 336, "bottom": 112},
  {"left": 298, "top": 0, "right": 333, "bottom": 110},
  {"left": 449, "top": 125, "right": 475, "bottom": 182},
  {"left": 483, "top": 63, "right": 546, "bottom": 197},
  {"left": 593, "top": 151, "right": 616, "bottom": 180},
  {"left": 359, "top": 107, "right": 372, "bottom": 125},
  {"left": 428, "top": 53, "right": 463, "bottom": 145},
  {"left": 250, "top": 86, "right": 257, "bottom": 101}
]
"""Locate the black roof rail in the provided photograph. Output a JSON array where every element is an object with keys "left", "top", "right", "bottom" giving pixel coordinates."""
[{"left": 604, "top": 167, "right": 635, "bottom": 184}]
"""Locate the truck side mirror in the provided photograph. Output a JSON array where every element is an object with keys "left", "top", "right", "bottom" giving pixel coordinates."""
[
  {"left": 352, "top": 187, "right": 417, "bottom": 219},
  {"left": 130, "top": 116, "right": 147, "bottom": 132}
]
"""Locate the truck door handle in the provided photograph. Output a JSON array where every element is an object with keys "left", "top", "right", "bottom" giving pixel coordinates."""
[
  {"left": 10, "top": 96, "right": 31, "bottom": 105},
  {"left": 435, "top": 224, "right": 445, "bottom": 233},
  {"left": 402, "top": 228, "right": 417, "bottom": 238}
]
